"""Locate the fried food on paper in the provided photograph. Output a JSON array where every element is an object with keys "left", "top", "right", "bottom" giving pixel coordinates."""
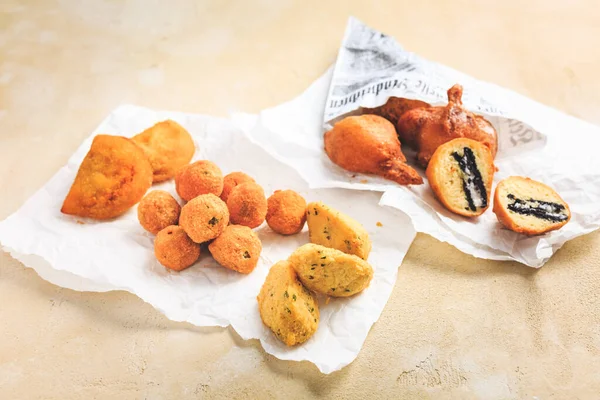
[
  {"left": 179, "top": 194, "right": 229, "bottom": 243},
  {"left": 132, "top": 120, "right": 195, "bottom": 183},
  {"left": 306, "top": 201, "right": 371, "bottom": 260},
  {"left": 363, "top": 97, "right": 430, "bottom": 128},
  {"left": 154, "top": 225, "right": 201, "bottom": 271},
  {"left": 324, "top": 115, "right": 423, "bottom": 185},
  {"left": 221, "top": 171, "right": 255, "bottom": 203},
  {"left": 266, "top": 190, "right": 307, "bottom": 235},
  {"left": 257, "top": 260, "right": 319, "bottom": 346},
  {"left": 61, "top": 134, "right": 153, "bottom": 220},
  {"left": 288, "top": 243, "right": 374, "bottom": 297},
  {"left": 175, "top": 160, "right": 224, "bottom": 201},
  {"left": 208, "top": 225, "right": 262, "bottom": 274},
  {"left": 227, "top": 182, "right": 267, "bottom": 229},
  {"left": 397, "top": 84, "right": 498, "bottom": 167},
  {"left": 137, "top": 190, "right": 181, "bottom": 234}
]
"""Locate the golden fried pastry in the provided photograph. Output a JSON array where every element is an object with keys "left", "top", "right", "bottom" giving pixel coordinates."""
[
  {"left": 324, "top": 115, "right": 423, "bottom": 185},
  {"left": 132, "top": 120, "right": 195, "bottom": 183},
  {"left": 306, "top": 201, "right": 371, "bottom": 260},
  {"left": 288, "top": 244, "right": 374, "bottom": 297},
  {"left": 179, "top": 194, "right": 229, "bottom": 243},
  {"left": 208, "top": 225, "right": 262, "bottom": 274},
  {"left": 154, "top": 225, "right": 201, "bottom": 271},
  {"left": 266, "top": 190, "right": 307, "bottom": 235},
  {"left": 426, "top": 138, "right": 495, "bottom": 217},
  {"left": 363, "top": 97, "right": 430, "bottom": 128},
  {"left": 257, "top": 260, "right": 319, "bottom": 346},
  {"left": 493, "top": 176, "right": 571, "bottom": 235},
  {"left": 61, "top": 135, "right": 153, "bottom": 220},
  {"left": 221, "top": 172, "right": 255, "bottom": 202},
  {"left": 397, "top": 84, "right": 498, "bottom": 167},
  {"left": 175, "top": 160, "right": 224, "bottom": 202},
  {"left": 227, "top": 182, "right": 267, "bottom": 229},
  {"left": 137, "top": 190, "right": 181, "bottom": 234}
]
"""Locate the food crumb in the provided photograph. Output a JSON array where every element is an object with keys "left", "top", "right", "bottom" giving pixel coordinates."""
[
  {"left": 360, "top": 179, "right": 368, "bottom": 184},
  {"left": 376, "top": 221, "right": 383, "bottom": 227},
  {"left": 325, "top": 296, "right": 331, "bottom": 305},
  {"left": 76, "top": 220, "right": 85, "bottom": 225}
]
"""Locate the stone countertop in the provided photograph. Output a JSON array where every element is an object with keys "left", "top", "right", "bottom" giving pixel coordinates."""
[{"left": 1, "top": 1, "right": 599, "bottom": 398}]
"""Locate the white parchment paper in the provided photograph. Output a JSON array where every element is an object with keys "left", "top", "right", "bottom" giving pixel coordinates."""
[
  {"left": 0, "top": 105, "right": 416, "bottom": 374},
  {"left": 235, "top": 18, "right": 600, "bottom": 267}
]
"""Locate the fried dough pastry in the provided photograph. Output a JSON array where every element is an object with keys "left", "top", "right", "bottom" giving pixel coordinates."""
[
  {"left": 324, "top": 115, "right": 423, "bottom": 185},
  {"left": 154, "top": 225, "right": 201, "bottom": 271},
  {"left": 208, "top": 225, "right": 262, "bottom": 274},
  {"left": 61, "top": 135, "right": 153, "bottom": 220},
  {"left": 137, "top": 190, "right": 181, "bottom": 234},
  {"left": 397, "top": 84, "right": 498, "bottom": 167},
  {"left": 179, "top": 194, "right": 229, "bottom": 243},
  {"left": 266, "top": 190, "right": 307, "bottom": 235},
  {"left": 132, "top": 120, "right": 195, "bottom": 183},
  {"left": 175, "top": 160, "right": 224, "bottom": 202},
  {"left": 363, "top": 97, "right": 430, "bottom": 127},
  {"left": 227, "top": 182, "right": 267, "bottom": 229},
  {"left": 221, "top": 171, "right": 255, "bottom": 203}
]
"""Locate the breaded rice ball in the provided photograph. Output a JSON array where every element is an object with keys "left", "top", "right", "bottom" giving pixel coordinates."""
[
  {"left": 175, "top": 160, "right": 224, "bottom": 202},
  {"left": 266, "top": 190, "right": 307, "bottom": 235},
  {"left": 208, "top": 225, "right": 262, "bottom": 274},
  {"left": 221, "top": 171, "right": 255, "bottom": 202},
  {"left": 137, "top": 190, "right": 181, "bottom": 234},
  {"left": 179, "top": 194, "right": 229, "bottom": 243},
  {"left": 226, "top": 182, "right": 267, "bottom": 229},
  {"left": 154, "top": 225, "right": 201, "bottom": 271}
]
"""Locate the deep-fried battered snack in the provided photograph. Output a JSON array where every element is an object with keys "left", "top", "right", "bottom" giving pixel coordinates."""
[
  {"left": 397, "top": 84, "right": 498, "bottom": 167},
  {"left": 137, "top": 190, "right": 181, "bottom": 234},
  {"left": 179, "top": 194, "right": 229, "bottom": 243},
  {"left": 288, "top": 243, "right": 374, "bottom": 297},
  {"left": 175, "top": 160, "right": 224, "bottom": 202},
  {"left": 61, "top": 135, "right": 153, "bottom": 220},
  {"left": 154, "top": 225, "right": 201, "bottom": 271},
  {"left": 132, "top": 120, "right": 195, "bottom": 183},
  {"left": 227, "top": 182, "right": 267, "bottom": 228},
  {"left": 306, "top": 201, "right": 371, "bottom": 260},
  {"left": 363, "top": 97, "right": 430, "bottom": 128},
  {"left": 324, "top": 115, "right": 423, "bottom": 185},
  {"left": 221, "top": 172, "right": 255, "bottom": 202},
  {"left": 266, "top": 190, "right": 307, "bottom": 235},
  {"left": 208, "top": 225, "right": 262, "bottom": 274},
  {"left": 257, "top": 260, "right": 319, "bottom": 346}
]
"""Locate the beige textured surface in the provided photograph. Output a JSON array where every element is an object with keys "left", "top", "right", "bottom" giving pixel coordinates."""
[{"left": 1, "top": 1, "right": 600, "bottom": 398}]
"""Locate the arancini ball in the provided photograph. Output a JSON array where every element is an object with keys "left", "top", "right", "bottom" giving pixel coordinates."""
[
  {"left": 154, "top": 225, "right": 201, "bottom": 271},
  {"left": 179, "top": 193, "right": 229, "bottom": 243},
  {"left": 175, "top": 160, "right": 224, "bottom": 201},
  {"left": 137, "top": 190, "right": 181, "bottom": 234},
  {"left": 208, "top": 225, "right": 262, "bottom": 274},
  {"left": 221, "top": 171, "right": 255, "bottom": 202},
  {"left": 266, "top": 190, "right": 307, "bottom": 235},
  {"left": 226, "top": 182, "right": 267, "bottom": 229}
]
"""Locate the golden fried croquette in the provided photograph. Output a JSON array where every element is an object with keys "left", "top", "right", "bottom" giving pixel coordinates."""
[
  {"left": 208, "top": 225, "right": 262, "bottom": 274},
  {"left": 324, "top": 115, "right": 423, "bottom": 186},
  {"left": 266, "top": 190, "right": 307, "bottom": 235},
  {"left": 61, "top": 135, "right": 153, "bottom": 220},
  {"left": 227, "top": 182, "right": 267, "bottom": 229},
  {"left": 154, "top": 225, "right": 201, "bottom": 271},
  {"left": 306, "top": 201, "right": 371, "bottom": 260},
  {"left": 363, "top": 97, "right": 430, "bottom": 128},
  {"left": 132, "top": 120, "right": 195, "bottom": 183},
  {"left": 175, "top": 160, "right": 224, "bottom": 202},
  {"left": 137, "top": 190, "right": 181, "bottom": 234},
  {"left": 221, "top": 172, "right": 255, "bottom": 202},
  {"left": 288, "top": 243, "right": 373, "bottom": 297},
  {"left": 257, "top": 260, "right": 319, "bottom": 346},
  {"left": 179, "top": 194, "right": 229, "bottom": 243}
]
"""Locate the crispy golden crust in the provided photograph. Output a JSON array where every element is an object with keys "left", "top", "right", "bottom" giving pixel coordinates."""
[
  {"left": 288, "top": 243, "right": 373, "bottom": 297},
  {"left": 266, "top": 190, "right": 307, "bottom": 235},
  {"left": 227, "top": 182, "right": 267, "bottom": 229},
  {"left": 363, "top": 97, "right": 430, "bottom": 128},
  {"left": 221, "top": 172, "right": 255, "bottom": 203},
  {"left": 61, "top": 135, "right": 153, "bottom": 220},
  {"left": 179, "top": 194, "right": 229, "bottom": 243},
  {"left": 132, "top": 120, "right": 195, "bottom": 183},
  {"left": 397, "top": 84, "right": 498, "bottom": 167},
  {"left": 306, "top": 201, "right": 371, "bottom": 260},
  {"left": 137, "top": 190, "right": 181, "bottom": 234},
  {"left": 426, "top": 138, "right": 494, "bottom": 217},
  {"left": 257, "top": 260, "right": 319, "bottom": 346},
  {"left": 493, "top": 177, "right": 571, "bottom": 235},
  {"left": 175, "top": 160, "right": 224, "bottom": 202},
  {"left": 324, "top": 115, "right": 423, "bottom": 185},
  {"left": 208, "top": 225, "right": 262, "bottom": 274},
  {"left": 154, "top": 225, "right": 201, "bottom": 271}
]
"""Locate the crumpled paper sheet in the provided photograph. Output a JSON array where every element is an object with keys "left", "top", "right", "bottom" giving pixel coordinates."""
[
  {"left": 234, "top": 18, "right": 600, "bottom": 268},
  {"left": 0, "top": 105, "right": 416, "bottom": 374}
]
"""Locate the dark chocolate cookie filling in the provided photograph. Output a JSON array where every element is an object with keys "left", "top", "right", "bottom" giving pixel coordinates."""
[
  {"left": 452, "top": 147, "right": 488, "bottom": 212},
  {"left": 506, "top": 194, "right": 568, "bottom": 222}
]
